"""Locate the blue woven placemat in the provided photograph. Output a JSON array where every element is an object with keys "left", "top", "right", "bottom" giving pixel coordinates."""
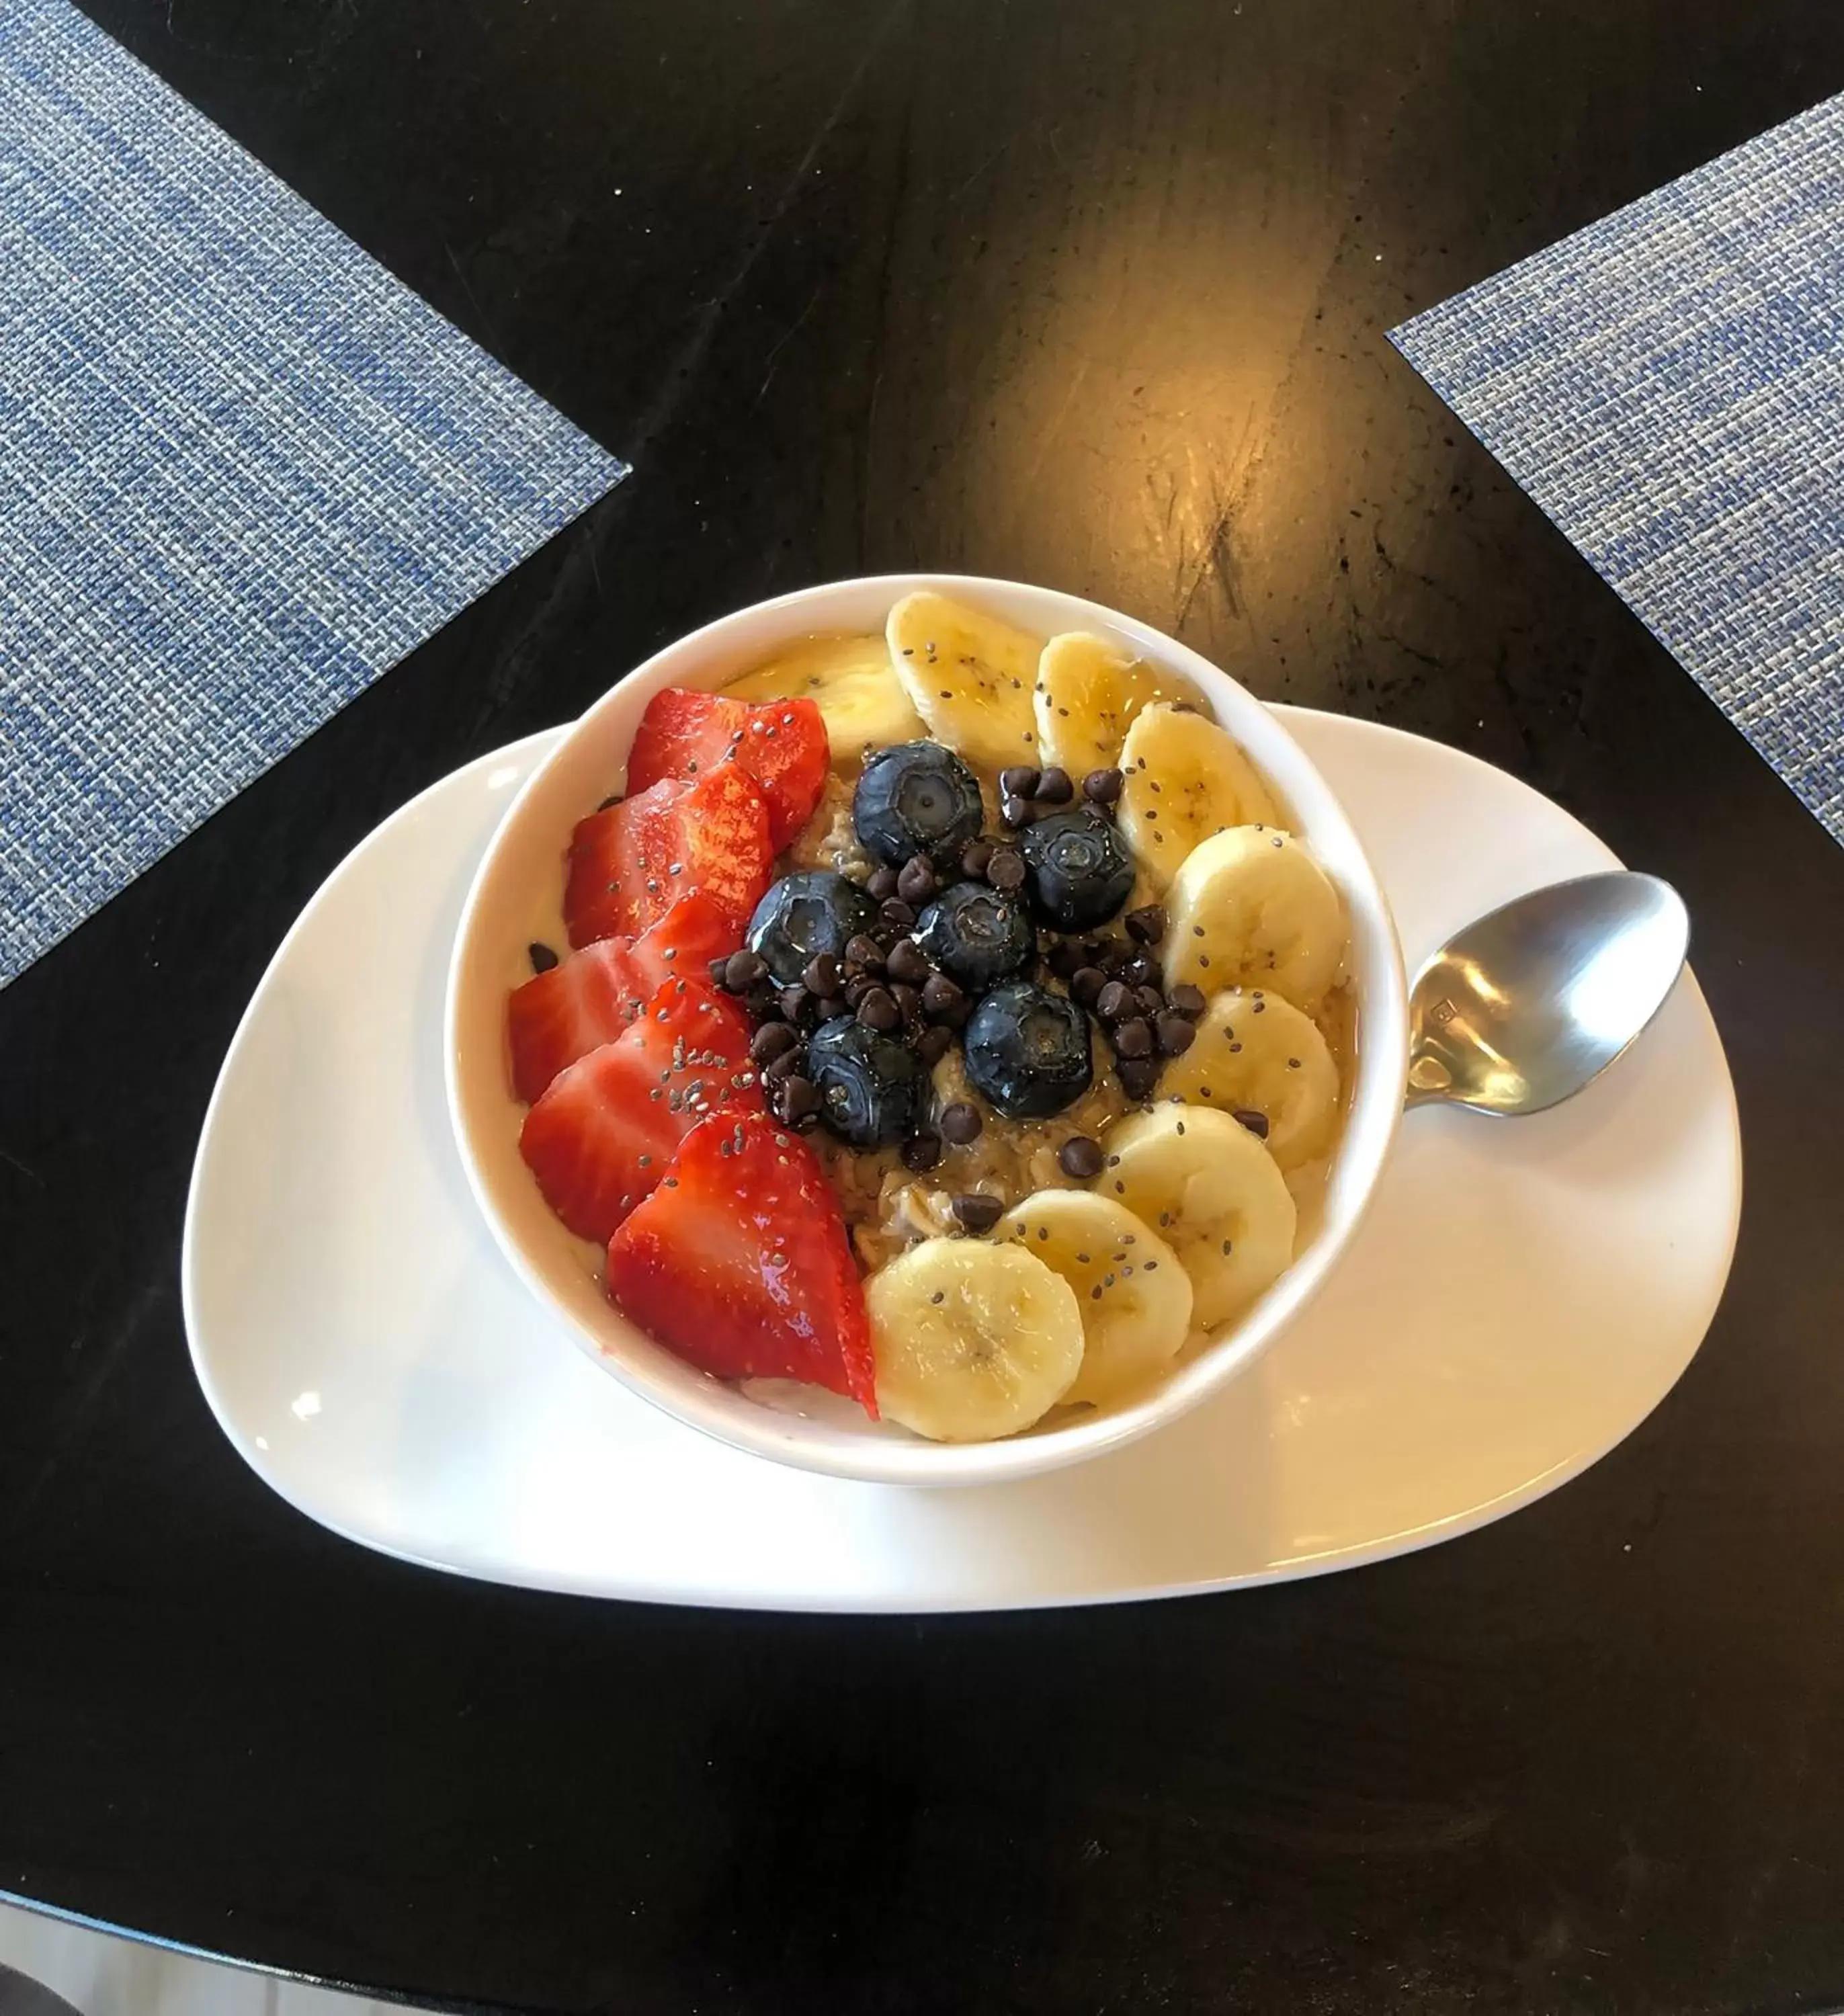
[
  {"left": 1392, "top": 93, "right": 1844, "bottom": 848},
  {"left": 0, "top": 0, "right": 626, "bottom": 986}
]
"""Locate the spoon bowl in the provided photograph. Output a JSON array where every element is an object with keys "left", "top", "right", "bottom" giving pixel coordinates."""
[{"left": 1408, "top": 872, "right": 1688, "bottom": 1115}]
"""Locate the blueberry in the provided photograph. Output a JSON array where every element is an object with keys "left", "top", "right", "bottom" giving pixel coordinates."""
[
  {"left": 962, "top": 980, "right": 1093, "bottom": 1120},
  {"left": 1019, "top": 809, "right": 1135, "bottom": 933},
  {"left": 745, "top": 871, "right": 878, "bottom": 986},
  {"left": 806, "top": 1015, "right": 926, "bottom": 1149},
  {"left": 853, "top": 741, "right": 984, "bottom": 868},
  {"left": 914, "top": 880, "right": 1036, "bottom": 993}
]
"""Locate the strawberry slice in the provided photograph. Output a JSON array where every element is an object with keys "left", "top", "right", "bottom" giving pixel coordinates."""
[
  {"left": 564, "top": 766, "right": 773, "bottom": 949},
  {"left": 506, "top": 892, "right": 740, "bottom": 1105},
  {"left": 626, "top": 687, "right": 829, "bottom": 851},
  {"left": 518, "top": 977, "right": 761, "bottom": 1244},
  {"left": 605, "top": 1110, "right": 876, "bottom": 1413}
]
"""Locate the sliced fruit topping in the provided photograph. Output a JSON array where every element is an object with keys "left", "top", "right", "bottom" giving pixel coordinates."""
[
  {"left": 722, "top": 633, "right": 925, "bottom": 762},
  {"left": 507, "top": 892, "right": 738, "bottom": 1105},
  {"left": 564, "top": 766, "right": 773, "bottom": 948},
  {"left": 1032, "top": 632, "right": 1163, "bottom": 773},
  {"left": 1156, "top": 988, "right": 1340, "bottom": 1171},
  {"left": 518, "top": 977, "right": 759, "bottom": 1244},
  {"left": 913, "top": 880, "right": 1036, "bottom": 991},
  {"left": 995, "top": 1191, "right": 1192, "bottom": 1408},
  {"left": 806, "top": 1015, "right": 927, "bottom": 1149},
  {"left": 745, "top": 870, "right": 880, "bottom": 989},
  {"left": 605, "top": 1111, "right": 876, "bottom": 1412},
  {"left": 1093, "top": 1104, "right": 1295, "bottom": 1330},
  {"left": 1161, "top": 824, "right": 1345, "bottom": 1007},
  {"left": 886, "top": 592, "right": 1042, "bottom": 772},
  {"left": 866, "top": 1236, "right": 1084, "bottom": 1442},
  {"left": 1019, "top": 808, "right": 1135, "bottom": 933},
  {"left": 852, "top": 739, "right": 985, "bottom": 868},
  {"left": 1116, "top": 703, "right": 1284, "bottom": 884},
  {"left": 625, "top": 687, "right": 829, "bottom": 849},
  {"left": 962, "top": 978, "right": 1093, "bottom": 1120}
]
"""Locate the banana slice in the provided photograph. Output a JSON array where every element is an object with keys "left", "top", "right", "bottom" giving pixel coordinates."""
[
  {"left": 1033, "top": 632, "right": 1162, "bottom": 774},
  {"left": 722, "top": 632, "right": 924, "bottom": 761},
  {"left": 1093, "top": 1105, "right": 1296, "bottom": 1331},
  {"left": 996, "top": 1190, "right": 1192, "bottom": 1408},
  {"left": 887, "top": 592, "right": 1042, "bottom": 773},
  {"left": 1162, "top": 825, "right": 1345, "bottom": 1007},
  {"left": 1158, "top": 989, "right": 1341, "bottom": 1171},
  {"left": 866, "top": 1236, "right": 1083, "bottom": 1441},
  {"left": 1117, "top": 704, "right": 1284, "bottom": 885}
]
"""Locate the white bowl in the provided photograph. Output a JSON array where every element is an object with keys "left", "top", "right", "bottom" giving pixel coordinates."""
[{"left": 446, "top": 574, "right": 1408, "bottom": 1486}]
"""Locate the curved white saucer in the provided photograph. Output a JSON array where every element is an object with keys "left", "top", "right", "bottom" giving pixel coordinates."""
[{"left": 181, "top": 712, "right": 1741, "bottom": 1611}]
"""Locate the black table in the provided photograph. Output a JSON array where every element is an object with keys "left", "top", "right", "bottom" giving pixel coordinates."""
[{"left": 5, "top": 4, "right": 1844, "bottom": 2012}]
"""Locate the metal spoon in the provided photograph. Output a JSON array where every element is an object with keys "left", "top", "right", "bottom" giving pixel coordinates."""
[{"left": 1406, "top": 872, "right": 1688, "bottom": 1115}]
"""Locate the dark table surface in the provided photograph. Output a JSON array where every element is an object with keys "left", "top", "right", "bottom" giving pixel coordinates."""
[{"left": 5, "top": 3, "right": 1844, "bottom": 2012}]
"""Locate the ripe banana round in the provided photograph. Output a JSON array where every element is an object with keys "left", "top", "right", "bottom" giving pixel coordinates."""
[
  {"left": 866, "top": 1235, "right": 1083, "bottom": 1441},
  {"left": 1157, "top": 989, "right": 1341, "bottom": 1171},
  {"left": 1161, "top": 824, "right": 1345, "bottom": 1007},
  {"left": 1116, "top": 704, "right": 1284, "bottom": 884},
  {"left": 995, "top": 1189, "right": 1193, "bottom": 1408},
  {"left": 1033, "top": 632, "right": 1162, "bottom": 775},
  {"left": 886, "top": 592, "right": 1043, "bottom": 773},
  {"left": 722, "top": 632, "right": 924, "bottom": 762},
  {"left": 1093, "top": 1105, "right": 1296, "bottom": 1331}
]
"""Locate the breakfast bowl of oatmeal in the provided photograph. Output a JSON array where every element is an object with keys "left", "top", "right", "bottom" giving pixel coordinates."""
[{"left": 445, "top": 576, "right": 1408, "bottom": 1486}]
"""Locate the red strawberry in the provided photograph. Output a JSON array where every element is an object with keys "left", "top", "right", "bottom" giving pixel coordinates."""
[
  {"left": 626, "top": 687, "right": 829, "bottom": 850},
  {"left": 564, "top": 765, "right": 773, "bottom": 948},
  {"left": 518, "top": 978, "right": 761, "bottom": 1244},
  {"left": 605, "top": 1110, "right": 876, "bottom": 1413},
  {"left": 506, "top": 892, "right": 740, "bottom": 1105}
]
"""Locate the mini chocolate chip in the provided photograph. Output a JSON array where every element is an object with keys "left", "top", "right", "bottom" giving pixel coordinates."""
[
  {"left": 952, "top": 1193, "right": 1005, "bottom": 1234},
  {"left": 772, "top": 1075, "right": 819, "bottom": 1124},
  {"left": 921, "top": 972, "right": 965, "bottom": 1018},
  {"left": 1134, "top": 984, "right": 1165, "bottom": 1020},
  {"left": 880, "top": 898, "right": 917, "bottom": 932},
  {"left": 857, "top": 986, "right": 902, "bottom": 1032},
  {"left": 1124, "top": 905, "right": 1166, "bottom": 945},
  {"left": 999, "top": 795, "right": 1038, "bottom": 830},
  {"left": 1046, "top": 938, "right": 1085, "bottom": 980},
  {"left": 1167, "top": 982, "right": 1207, "bottom": 1019},
  {"left": 1070, "top": 965, "right": 1107, "bottom": 1008},
  {"left": 1058, "top": 1135, "right": 1103, "bottom": 1179},
  {"left": 1091, "top": 935, "right": 1130, "bottom": 973},
  {"left": 896, "top": 856, "right": 938, "bottom": 905},
  {"left": 778, "top": 984, "right": 816, "bottom": 1026},
  {"left": 1114, "top": 1017, "right": 1153, "bottom": 1058},
  {"left": 986, "top": 847, "right": 1027, "bottom": 892},
  {"left": 916, "top": 1025, "right": 954, "bottom": 1065},
  {"left": 939, "top": 1101, "right": 982, "bottom": 1145},
  {"left": 1082, "top": 767, "right": 1124, "bottom": 805},
  {"left": 891, "top": 981, "right": 923, "bottom": 1023},
  {"left": 528, "top": 941, "right": 560, "bottom": 974},
  {"left": 903, "top": 1132, "right": 944, "bottom": 1172},
  {"left": 1034, "top": 765, "right": 1073, "bottom": 804},
  {"left": 1117, "top": 1057, "right": 1159, "bottom": 1100},
  {"left": 886, "top": 937, "right": 931, "bottom": 985},
  {"left": 1122, "top": 954, "right": 1161, "bottom": 992},
  {"left": 1095, "top": 979, "right": 1134, "bottom": 1023},
  {"left": 867, "top": 866, "right": 900, "bottom": 900},
  {"left": 843, "top": 972, "right": 876, "bottom": 1009},
  {"left": 708, "top": 956, "right": 732, "bottom": 986},
  {"left": 761, "top": 1050, "right": 803, "bottom": 1086},
  {"left": 802, "top": 953, "right": 842, "bottom": 997},
  {"left": 960, "top": 838, "right": 995, "bottom": 879},
  {"left": 1234, "top": 1108, "right": 1270, "bottom": 1139},
  {"left": 999, "top": 765, "right": 1040, "bottom": 800},
  {"left": 724, "top": 949, "right": 767, "bottom": 992},
  {"left": 751, "top": 1022, "right": 800, "bottom": 1064},
  {"left": 1155, "top": 1013, "right": 1196, "bottom": 1057},
  {"left": 844, "top": 933, "right": 885, "bottom": 972}
]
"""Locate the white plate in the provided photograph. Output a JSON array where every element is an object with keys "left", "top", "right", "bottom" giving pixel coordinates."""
[{"left": 181, "top": 712, "right": 1741, "bottom": 1611}]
